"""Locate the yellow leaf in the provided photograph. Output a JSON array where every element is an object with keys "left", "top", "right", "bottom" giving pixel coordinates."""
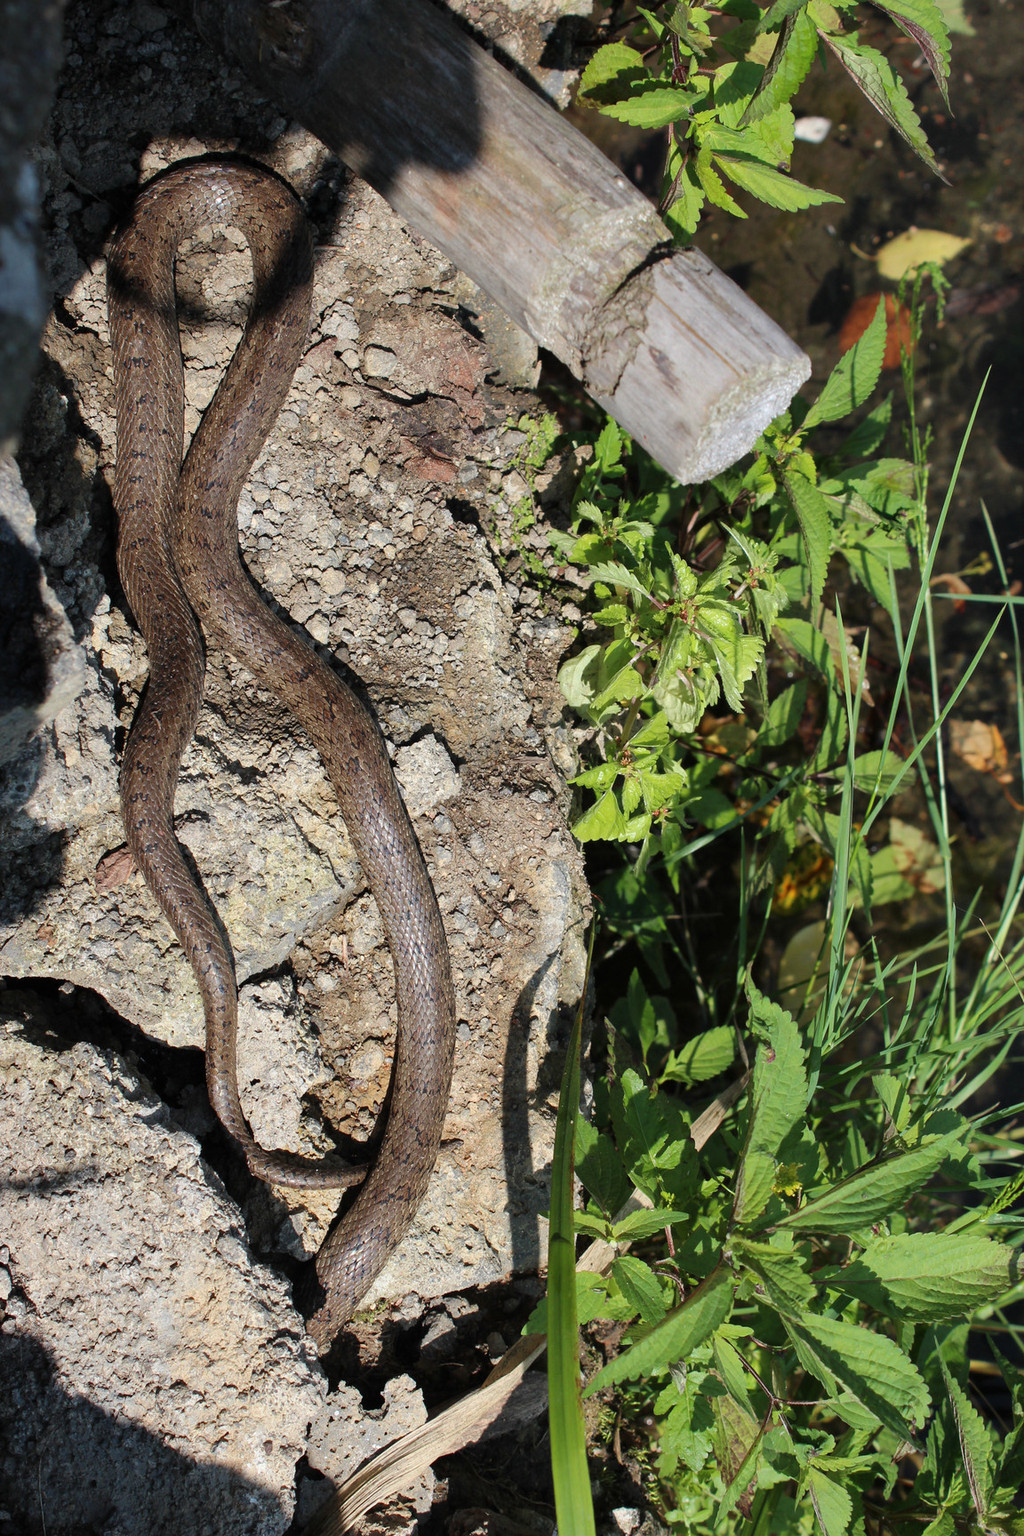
[
  {"left": 949, "top": 718, "right": 1009, "bottom": 776},
  {"left": 875, "top": 227, "right": 971, "bottom": 281}
]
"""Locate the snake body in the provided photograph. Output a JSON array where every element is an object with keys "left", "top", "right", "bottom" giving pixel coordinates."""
[{"left": 108, "top": 159, "right": 456, "bottom": 1347}]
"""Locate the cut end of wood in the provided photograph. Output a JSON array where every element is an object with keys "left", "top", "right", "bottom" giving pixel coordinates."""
[{"left": 590, "top": 251, "right": 811, "bottom": 487}]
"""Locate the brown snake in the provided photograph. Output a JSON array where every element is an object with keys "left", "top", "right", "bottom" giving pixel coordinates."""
[{"left": 107, "top": 158, "right": 456, "bottom": 1348}]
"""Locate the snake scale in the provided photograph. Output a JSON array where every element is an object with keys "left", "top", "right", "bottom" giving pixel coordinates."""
[{"left": 107, "top": 158, "right": 456, "bottom": 1348}]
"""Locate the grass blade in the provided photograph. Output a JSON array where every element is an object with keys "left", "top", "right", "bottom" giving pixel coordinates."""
[{"left": 547, "top": 926, "right": 597, "bottom": 1536}]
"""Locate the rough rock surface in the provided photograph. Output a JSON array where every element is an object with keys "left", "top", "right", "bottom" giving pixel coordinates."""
[
  {"left": 0, "top": 991, "right": 325, "bottom": 1536},
  {"left": 2, "top": 0, "right": 590, "bottom": 1530}
]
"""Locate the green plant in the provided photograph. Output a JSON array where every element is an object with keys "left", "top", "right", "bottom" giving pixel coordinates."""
[
  {"left": 538, "top": 562, "right": 1024, "bottom": 1529},
  {"left": 554, "top": 289, "right": 940, "bottom": 917},
  {"left": 536, "top": 322, "right": 1024, "bottom": 1535},
  {"left": 578, "top": 1, "right": 951, "bottom": 240}
]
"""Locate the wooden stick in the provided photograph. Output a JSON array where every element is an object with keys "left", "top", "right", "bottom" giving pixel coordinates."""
[{"left": 191, "top": 0, "right": 810, "bottom": 483}]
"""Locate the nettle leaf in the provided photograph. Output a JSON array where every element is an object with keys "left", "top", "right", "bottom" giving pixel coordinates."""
[
  {"left": 613, "top": 1207, "right": 692, "bottom": 1241},
  {"left": 573, "top": 760, "right": 621, "bottom": 791},
  {"left": 653, "top": 662, "right": 716, "bottom": 733},
  {"left": 804, "top": 1466, "right": 854, "bottom": 1536},
  {"left": 820, "top": 32, "right": 942, "bottom": 176},
  {"left": 734, "top": 1148, "right": 778, "bottom": 1225},
  {"left": 706, "top": 627, "right": 763, "bottom": 712},
  {"left": 585, "top": 1265, "right": 734, "bottom": 1393},
  {"left": 759, "top": 678, "right": 809, "bottom": 746},
  {"left": 759, "top": 0, "right": 814, "bottom": 30},
  {"left": 778, "top": 1129, "right": 964, "bottom": 1235},
  {"left": 832, "top": 1232, "right": 1017, "bottom": 1323},
  {"left": 576, "top": 1115, "right": 632, "bottom": 1215},
  {"left": 613, "top": 1254, "right": 669, "bottom": 1325},
  {"left": 593, "top": 601, "right": 630, "bottom": 627},
  {"left": 655, "top": 1369, "right": 716, "bottom": 1475},
  {"left": 742, "top": 8, "right": 820, "bottom": 122},
  {"left": 581, "top": 559, "right": 653, "bottom": 602},
  {"left": 526, "top": 1270, "right": 621, "bottom": 1333},
  {"left": 695, "top": 145, "right": 747, "bottom": 218},
  {"left": 594, "top": 415, "right": 624, "bottom": 471},
  {"left": 784, "top": 470, "right": 833, "bottom": 607},
  {"left": 841, "top": 536, "right": 906, "bottom": 619},
  {"left": 941, "top": 1359, "right": 995, "bottom": 1518},
  {"left": 841, "top": 394, "right": 893, "bottom": 460},
  {"left": 776, "top": 616, "right": 834, "bottom": 678},
  {"left": 602, "top": 84, "right": 696, "bottom": 129},
  {"left": 847, "top": 457, "right": 919, "bottom": 519},
  {"left": 744, "top": 984, "right": 808, "bottom": 1158},
  {"left": 733, "top": 1235, "right": 815, "bottom": 1311},
  {"left": 558, "top": 644, "right": 603, "bottom": 708},
  {"left": 662, "top": 1024, "right": 737, "bottom": 1086},
  {"left": 846, "top": 748, "right": 905, "bottom": 794},
  {"left": 663, "top": 161, "right": 707, "bottom": 241},
  {"left": 614, "top": 1068, "right": 699, "bottom": 1205},
  {"left": 578, "top": 41, "right": 648, "bottom": 98},
  {"left": 572, "top": 787, "right": 629, "bottom": 841},
  {"left": 783, "top": 1311, "right": 932, "bottom": 1442},
  {"left": 715, "top": 152, "right": 843, "bottom": 212},
  {"left": 803, "top": 296, "right": 888, "bottom": 428},
  {"left": 869, "top": 0, "right": 951, "bottom": 107},
  {"left": 641, "top": 768, "right": 688, "bottom": 815}
]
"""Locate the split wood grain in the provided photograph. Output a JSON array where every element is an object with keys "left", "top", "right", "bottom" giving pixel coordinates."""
[{"left": 191, "top": 0, "right": 810, "bottom": 482}]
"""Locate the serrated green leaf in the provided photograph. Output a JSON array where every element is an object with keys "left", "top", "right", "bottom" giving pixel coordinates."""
[
  {"left": 941, "top": 1359, "right": 995, "bottom": 1518},
  {"left": 831, "top": 1232, "right": 1017, "bottom": 1323},
  {"left": 820, "top": 32, "right": 942, "bottom": 175},
  {"left": 662, "top": 1025, "right": 736, "bottom": 1086},
  {"left": 602, "top": 85, "right": 696, "bottom": 129},
  {"left": 778, "top": 1130, "right": 963, "bottom": 1234},
  {"left": 656, "top": 1370, "right": 717, "bottom": 1474},
  {"left": 573, "top": 787, "right": 629, "bottom": 842},
  {"left": 715, "top": 151, "right": 843, "bottom": 212},
  {"left": 579, "top": 559, "right": 652, "bottom": 601},
  {"left": 841, "top": 537, "right": 905, "bottom": 618},
  {"left": 841, "top": 394, "right": 893, "bottom": 460},
  {"left": 733, "top": 1236, "right": 815, "bottom": 1310},
  {"left": 742, "top": 9, "right": 820, "bottom": 122},
  {"left": 847, "top": 748, "right": 905, "bottom": 794},
  {"left": 613, "top": 1069, "right": 700, "bottom": 1207},
  {"left": 805, "top": 1466, "right": 854, "bottom": 1536},
  {"left": 735, "top": 1149, "right": 779, "bottom": 1226},
  {"left": 803, "top": 296, "right": 888, "bottom": 429},
  {"left": 593, "top": 601, "right": 629, "bottom": 627},
  {"left": 776, "top": 617, "right": 834, "bottom": 677},
  {"left": 705, "top": 625, "right": 763, "bottom": 712},
  {"left": 758, "top": 679, "right": 809, "bottom": 746},
  {"left": 585, "top": 1265, "right": 734, "bottom": 1392},
  {"left": 869, "top": 0, "right": 951, "bottom": 106},
  {"left": 784, "top": 470, "right": 833, "bottom": 607},
  {"left": 652, "top": 665, "right": 714, "bottom": 733},
  {"left": 578, "top": 41, "right": 648, "bottom": 97},
  {"left": 576, "top": 1116, "right": 632, "bottom": 1215},
  {"left": 759, "top": 0, "right": 813, "bottom": 30},
  {"left": 613, "top": 1207, "right": 691, "bottom": 1241},
  {"left": 558, "top": 644, "right": 603, "bottom": 708},
  {"left": 847, "top": 456, "right": 918, "bottom": 518},
  {"left": 527, "top": 1270, "right": 620, "bottom": 1333},
  {"left": 714, "top": 1330, "right": 757, "bottom": 1410},
  {"left": 695, "top": 145, "right": 747, "bottom": 217},
  {"left": 613, "top": 1254, "right": 669, "bottom": 1325},
  {"left": 744, "top": 981, "right": 808, "bottom": 1160},
  {"left": 783, "top": 1311, "right": 931, "bottom": 1441},
  {"left": 593, "top": 416, "right": 623, "bottom": 471}
]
